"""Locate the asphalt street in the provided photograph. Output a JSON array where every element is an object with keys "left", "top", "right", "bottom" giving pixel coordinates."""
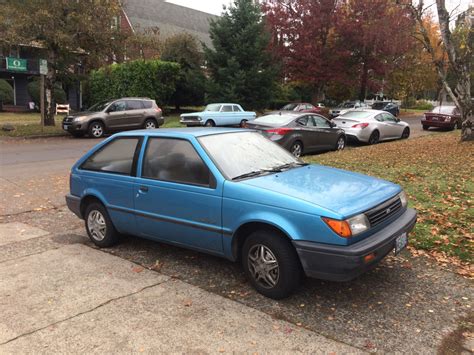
[{"left": 0, "top": 117, "right": 472, "bottom": 353}]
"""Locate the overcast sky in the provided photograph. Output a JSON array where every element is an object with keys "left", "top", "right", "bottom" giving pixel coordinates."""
[{"left": 167, "top": 0, "right": 470, "bottom": 17}]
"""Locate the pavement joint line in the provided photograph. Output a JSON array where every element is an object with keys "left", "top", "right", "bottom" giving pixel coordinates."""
[
  {"left": 0, "top": 279, "right": 171, "bottom": 346},
  {"left": 0, "top": 204, "right": 66, "bottom": 218},
  {"left": 0, "top": 176, "right": 22, "bottom": 188}
]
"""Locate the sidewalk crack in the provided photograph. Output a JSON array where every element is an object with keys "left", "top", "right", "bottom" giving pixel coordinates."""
[{"left": 0, "top": 279, "right": 169, "bottom": 346}]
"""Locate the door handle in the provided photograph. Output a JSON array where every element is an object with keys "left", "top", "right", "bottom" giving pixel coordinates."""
[{"left": 139, "top": 186, "right": 149, "bottom": 193}]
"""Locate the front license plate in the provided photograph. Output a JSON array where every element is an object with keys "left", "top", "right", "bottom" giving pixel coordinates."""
[
  {"left": 394, "top": 233, "right": 408, "bottom": 254},
  {"left": 63, "top": 124, "right": 69, "bottom": 131}
]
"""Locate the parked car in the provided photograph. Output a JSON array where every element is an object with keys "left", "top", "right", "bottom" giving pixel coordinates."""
[
  {"left": 421, "top": 106, "right": 461, "bottom": 130},
  {"left": 329, "top": 101, "right": 369, "bottom": 118},
  {"left": 62, "top": 98, "right": 163, "bottom": 138},
  {"left": 66, "top": 128, "right": 416, "bottom": 299},
  {"left": 332, "top": 110, "right": 410, "bottom": 144},
  {"left": 247, "top": 112, "right": 346, "bottom": 157},
  {"left": 371, "top": 101, "right": 400, "bottom": 116},
  {"left": 280, "top": 102, "right": 325, "bottom": 115},
  {"left": 180, "top": 103, "right": 256, "bottom": 127}
]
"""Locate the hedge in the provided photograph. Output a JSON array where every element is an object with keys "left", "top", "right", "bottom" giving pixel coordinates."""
[
  {"left": 0, "top": 79, "right": 14, "bottom": 104},
  {"left": 88, "top": 60, "right": 180, "bottom": 107},
  {"left": 27, "top": 79, "right": 67, "bottom": 107}
]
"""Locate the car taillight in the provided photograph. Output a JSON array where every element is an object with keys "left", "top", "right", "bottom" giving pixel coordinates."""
[
  {"left": 155, "top": 108, "right": 162, "bottom": 113},
  {"left": 352, "top": 123, "right": 369, "bottom": 128},
  {"left": 265, "top": 128, "right": 293, "bottom": 135}
]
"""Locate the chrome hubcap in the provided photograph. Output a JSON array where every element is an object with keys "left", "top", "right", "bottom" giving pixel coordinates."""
[
  {"left": 145, "top": 121, "right": 156, "bottom": 129},
  {"left": 337, "top": 137, "right": 345, "bottom": 150},
  {"left": 248, "top": 244, "right": 279, "bottom": 289},
  {"left": 87, "top": 210, "right": 107, "bottom": 241},
  {"left": 291, "top": 143, "right": 302, "bottom": 157},
  {"left": 92, "top": 124, "right": 103, "bottom": 137}
]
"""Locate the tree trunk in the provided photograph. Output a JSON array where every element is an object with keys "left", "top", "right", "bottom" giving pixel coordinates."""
[{"left": 44, "top": 51, "right": 56, "bottom": 126}]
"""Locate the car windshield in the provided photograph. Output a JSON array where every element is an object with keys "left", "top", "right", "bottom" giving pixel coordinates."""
[
  {"left": 88, "top": 101, "right": 112, "bottom": 112},
  {"left": 431, "top": 106, "right": 455, "bottom": 114},
  {"left": 199, "top": 131, "right": 301, "bottom": 180},
  {"left": 338, "top": 102, "right": 355, "bottom": 108},
  {"left": 254, "top": 114, "right": 295, "bottom": 125},
  {"left": 204, "top": 104, "right": 222, "bottom": 112},
  {"left": 338, "top": 111, "right": 372, "bottom": 119},
  {"left": 372, "top": 102, "right": 387, "bottom": 109},
  {"left": 281, "top": 103, "right": 298, "bottom": 110}
]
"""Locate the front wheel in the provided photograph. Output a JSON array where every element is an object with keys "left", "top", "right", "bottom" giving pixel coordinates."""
[
  {"left": 205, "top": 120, "right": 216, "bottom": 127},
  {"left": 84, "top": 202, "right": 120, "bottom": 248},
  {"left": 242, "top": 230, "right": 302, "bottom": 299},
  {"left": 240, "top": 119, "right": 248, "bottom": 128},
  {"left": 422, "top": 125, "right": 429, "bottom": 131},
  {"left": 88, "top": 121, "right": 105, "bottom": 138},
  {"left": 368, "top": 130, "right": 379, "bottom": 145},
  {"left": 335, "top": 135, "right": 346, "bottom": 151},
  {"left": 401, "top": 127, "right": 410, "bottom": 139}
]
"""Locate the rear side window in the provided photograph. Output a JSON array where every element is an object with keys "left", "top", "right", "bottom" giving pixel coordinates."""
[
  {"left": 232, "top": 105, "right": 241, "bottom": 112},
  {"left": 142, "top": 100, "right": 153, "bottom": 109},
  {"left": 81, "top": 138, "right": 140, "bottom": 175},
  {"left": 126, "top": 100, "right": 144, "bottom": 110},
  {"left": 142, "top": 138, "right": 211, "bottom": 187}
]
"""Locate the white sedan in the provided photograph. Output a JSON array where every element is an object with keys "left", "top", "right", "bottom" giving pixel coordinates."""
[{"left": 332, "top": 109, "right": 410, "bottom": 144}]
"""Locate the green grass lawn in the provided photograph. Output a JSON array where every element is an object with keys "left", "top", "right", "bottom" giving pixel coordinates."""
[
  {"left": 0, "top": 112, "right": 182, "bottom": 137},
  {"left": 305, "top": 132, "right": 473, "bottom": 268}
]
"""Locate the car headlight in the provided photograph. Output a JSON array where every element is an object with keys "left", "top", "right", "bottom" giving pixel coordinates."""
[
  {"left": 322, "top": 213, "right": 369, "bottom": 238},
  {"left": 198, "top": 117, "right": 202, "bottom": 121},
  {"left": 399, "top": 191, "right": 408, "bottom": 208},
  {"left": 73, "top": 116, "right": 86, "bottom": 122}
]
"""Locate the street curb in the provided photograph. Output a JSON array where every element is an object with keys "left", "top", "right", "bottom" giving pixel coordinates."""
[{"left": 0, "top": 133, "right": 69, "bottom": 140}]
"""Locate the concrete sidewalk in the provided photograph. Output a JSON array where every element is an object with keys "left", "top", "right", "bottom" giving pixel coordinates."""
[{"left": 0, "top": 223, "right": 361, "bottom": 353}]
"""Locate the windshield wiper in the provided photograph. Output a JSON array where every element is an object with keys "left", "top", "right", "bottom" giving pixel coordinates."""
[
  {"left": 272, "top": 162, "right": 309, "bottom": 170},
  {"left": 232, "top": 168, "right": 283, "bottom": 181}
]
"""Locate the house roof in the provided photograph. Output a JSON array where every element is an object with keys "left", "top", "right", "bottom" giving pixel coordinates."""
[{"left": 122, "top": 0, "right": 217, "bottom": 48}]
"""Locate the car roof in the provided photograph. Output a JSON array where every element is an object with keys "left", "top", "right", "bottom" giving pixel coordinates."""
[
  {"left": 337, "top": 109, "right": 386, "bottom": 116},
  {"left": 263, "top": 111, "right": 307, "bottom": 117},
  {"left": 207, "top": 103, "right": 240, "bottom": 105},
  {"left": 115, "top": 127, "right": 253, "bottom": 138},
  {"left": 114, "top": 97, "right": 153, "bottom": 100}
]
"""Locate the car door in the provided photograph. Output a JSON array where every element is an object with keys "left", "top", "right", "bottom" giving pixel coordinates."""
[
  {"left": 125, "top": 100, "right": 145, "bottom": 128},
  {"left": 220, "top": 104, "right": 234, "bottom": 125},
  {"left": 381, "top": 112, "right": 404, "bottom": 138},
  {"left": 312, "top": 115, "right": 338, "bottom": 149},
  {"left": 106, "top": 100, "right": 128, "bottom": 130},
  {"left": 134, "top": 137, "right": 223, "bottom": 253}
]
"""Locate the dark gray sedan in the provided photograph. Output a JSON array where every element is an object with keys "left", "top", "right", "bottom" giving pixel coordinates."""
[{"left": 247, "top": 112, "right": 346, "bottom": 157}]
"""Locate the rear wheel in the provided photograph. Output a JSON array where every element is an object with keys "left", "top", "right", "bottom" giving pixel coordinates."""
[
  {"left": 242, "top": 230, "right": 301, "bottom": 299},
  {"left": 84, "top": 202, "right": 120, "bottom": 248},
  {"left": 368, "top": 130, "right": 379, "bottom": 145},
  {"left": 456, "top": 120, "right": 462, "bottom": 129},
  {"left": 335, "top": 135, "right": 346, "bottom": 151},
  {"left": 88, "top": 121, "right": 105, "bottom": 138},
  {"left": 401, "top": 127, "right": 410, "bottom": 139},
  {"left": 290, "top": 141, "right": 303, "bottom": 157},
  {"left": 205, "top": 120, "right": 216, "bottom": 127},
  {"left": 144, "top": 118, "right": 157, "bottom": 129}
]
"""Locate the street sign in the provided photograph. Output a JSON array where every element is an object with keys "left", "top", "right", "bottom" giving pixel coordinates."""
[
  {"left": 6, "top": 57, "right": 27, "bottom": 72},
  {"left": 39, "top": 59, "right": 48, "bottom": 75}
]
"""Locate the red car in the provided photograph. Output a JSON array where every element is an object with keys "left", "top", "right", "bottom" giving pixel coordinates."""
[
  {"left": 422, "top": 106, "right": 461, "bottom": 130},
  {"left": 281, "top": 102, "right": 324, "bottom": 114}
]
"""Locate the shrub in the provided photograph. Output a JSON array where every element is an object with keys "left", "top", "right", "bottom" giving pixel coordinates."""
[
  {"left": 27, "top": 79, "right": 67, "bottom": 107},
  {"left": 88, "top": 60, "right": 180, "bottom": 107},
  {"left": 409, "top": 100, "right": 434, "bottom": 111},
  {"left": 0, "top": 79, "right": 14, "bottom": 104}
]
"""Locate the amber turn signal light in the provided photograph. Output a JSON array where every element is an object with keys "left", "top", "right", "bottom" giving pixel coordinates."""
[
  {"left": 363, "top": 253, "right": 376, "bottom": 263},
  {"left": 322, "top": 217, "right": 352, "bottom": 238}
]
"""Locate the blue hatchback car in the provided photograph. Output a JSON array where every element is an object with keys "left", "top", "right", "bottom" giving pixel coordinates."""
[{"left": 66, "top": 128, "right": 417, "bottom": 299}]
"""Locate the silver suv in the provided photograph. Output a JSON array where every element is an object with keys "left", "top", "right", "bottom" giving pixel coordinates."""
[{"left": 62, "top": 98, "right": 164, "bottom": 138}]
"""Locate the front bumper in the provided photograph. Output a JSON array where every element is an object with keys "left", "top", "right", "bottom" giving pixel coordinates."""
[
  {"left": 62, "top": 120, "right": 86, "bottom": 132},
  {"left": 66, "top": 194, "right": 82, "bottom": 218},
  {"left": 180, "top": 119, "right": 204, "bottom": 127},
  {"left": 293, "top": 208, "right": 417, "bottom": 282}
]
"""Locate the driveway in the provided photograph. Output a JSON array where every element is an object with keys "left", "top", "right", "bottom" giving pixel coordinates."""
[{"left": 0, "top": 132, "right": 472, "bottom": 353}]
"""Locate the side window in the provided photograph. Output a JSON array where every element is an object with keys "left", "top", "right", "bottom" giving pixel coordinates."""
[
  {"left": 306, "top": 104, "right": 314, "bottom": 110},
  {"left": 383, "top": 113, "right": 396, "bottom": 122},
  {"left": 109, "top": 101, "right": 127, "bottom": 112},
  {"left": 142, "top": 138, "right": 211, "bottom": 187},
  {"left": 81, "top": 138, "right": 140, "bottom": 175},
  {"left": 296, "top": 117, "right": 308, "bottom": 126},
  {"left": 305, "top": 116, "right": 316, "bottom": 126},
  {"left": 142, "top": 101, "right": 153, "bottom": 109},
  {"left": 232, "top": 105, "right": 241, "bottom": 112},
  {"left": 126, "top": 100, "right": 144, "bottom": 110},
  {"left": 313, "top": 115, "right": 331, "bottom": 128},
  {"left": 375, "top": 114, "right": 384, "bottom": 122},
  {"left": 221, "top": 105, "right": 233, "bottom": 112}
]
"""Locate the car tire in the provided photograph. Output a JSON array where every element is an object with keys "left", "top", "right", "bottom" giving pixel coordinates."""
[
  {"left": 290, "top": 141, "right": 303, "bottom": 157},
  {"left": 368, "top": 130, "right": 379, "bottom": 145},
  {"left": 88, "top": 121, "right": 105, "bottom": 138},
  {"left": 240, "top": 119, "right": 248, "bottom": 128},
  {"left": 422, "top": 125, "right": 429, "bottom": 131},
  {"left": 84, "top": 202, "right": 120, "bottom": 248},
  {"left": 242, "top": 230, "right": 302, "bottom": 299},
  {"left": 334, "top": 135, "right": 346, "bottom": 151},
  {"left": 70, "top": 131, "right": 85, "bottom": 138},
  {"left": 401, "top": 127, "right": 410, "bottom": 139},
  {"left": 205, "top": 120, "right": 216, "bottom": 127},
  {"left": 144, "top": 118, "right": 158, "bottom": 129}
]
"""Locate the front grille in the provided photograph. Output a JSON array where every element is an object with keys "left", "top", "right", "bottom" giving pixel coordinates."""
[
  {"left": 365, "top": 196, "right": 402, "bottom": 227},
  {"left": 63, "top": 116, "right": 74, "bottom": 123},
  {"left": 182, "top": 116, "right": 199, "bottom": 121}
]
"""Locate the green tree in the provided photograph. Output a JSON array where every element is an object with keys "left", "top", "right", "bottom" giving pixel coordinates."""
[
  {"left": 204, "top": 0, "right": 277, "bottom": 111},
  {"left": 0, "top": 0, "right": 124, "bottom": 125},
  {"left": 161, "top": 33, "right": 206, "bottom": 109}
]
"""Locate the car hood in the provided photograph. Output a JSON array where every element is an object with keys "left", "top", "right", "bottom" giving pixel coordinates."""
[
  {"left": 181, "top": 111, "right": 205, "bottom": 117},
  {"left": 241, "top": 164, "right": 401, "bottom": 217},
  {"left": 69, "top": 111, "right": 99, "bottom": 117}
]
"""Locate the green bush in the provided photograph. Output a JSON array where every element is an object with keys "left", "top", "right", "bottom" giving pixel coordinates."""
[
  {"left": 27, "top": 79, "right": 67, "bottom": 107},
  {"left": 0, "top": 79, "right": 14, "bottom": 104},
  {"left": 406, "top": 100, "right": 434, "bottom": 111},
  {"left": 88, "top": 60, "right": 180, "bottom": 107}
]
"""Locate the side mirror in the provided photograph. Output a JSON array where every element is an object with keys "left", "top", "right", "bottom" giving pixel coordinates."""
[{"left": 330, "top": 121, "right": 336, "bottom": 128}]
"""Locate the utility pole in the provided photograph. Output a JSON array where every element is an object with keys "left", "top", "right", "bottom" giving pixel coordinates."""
[{"left": 39, "top": 59, "right": 47, "bottom": 132}]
